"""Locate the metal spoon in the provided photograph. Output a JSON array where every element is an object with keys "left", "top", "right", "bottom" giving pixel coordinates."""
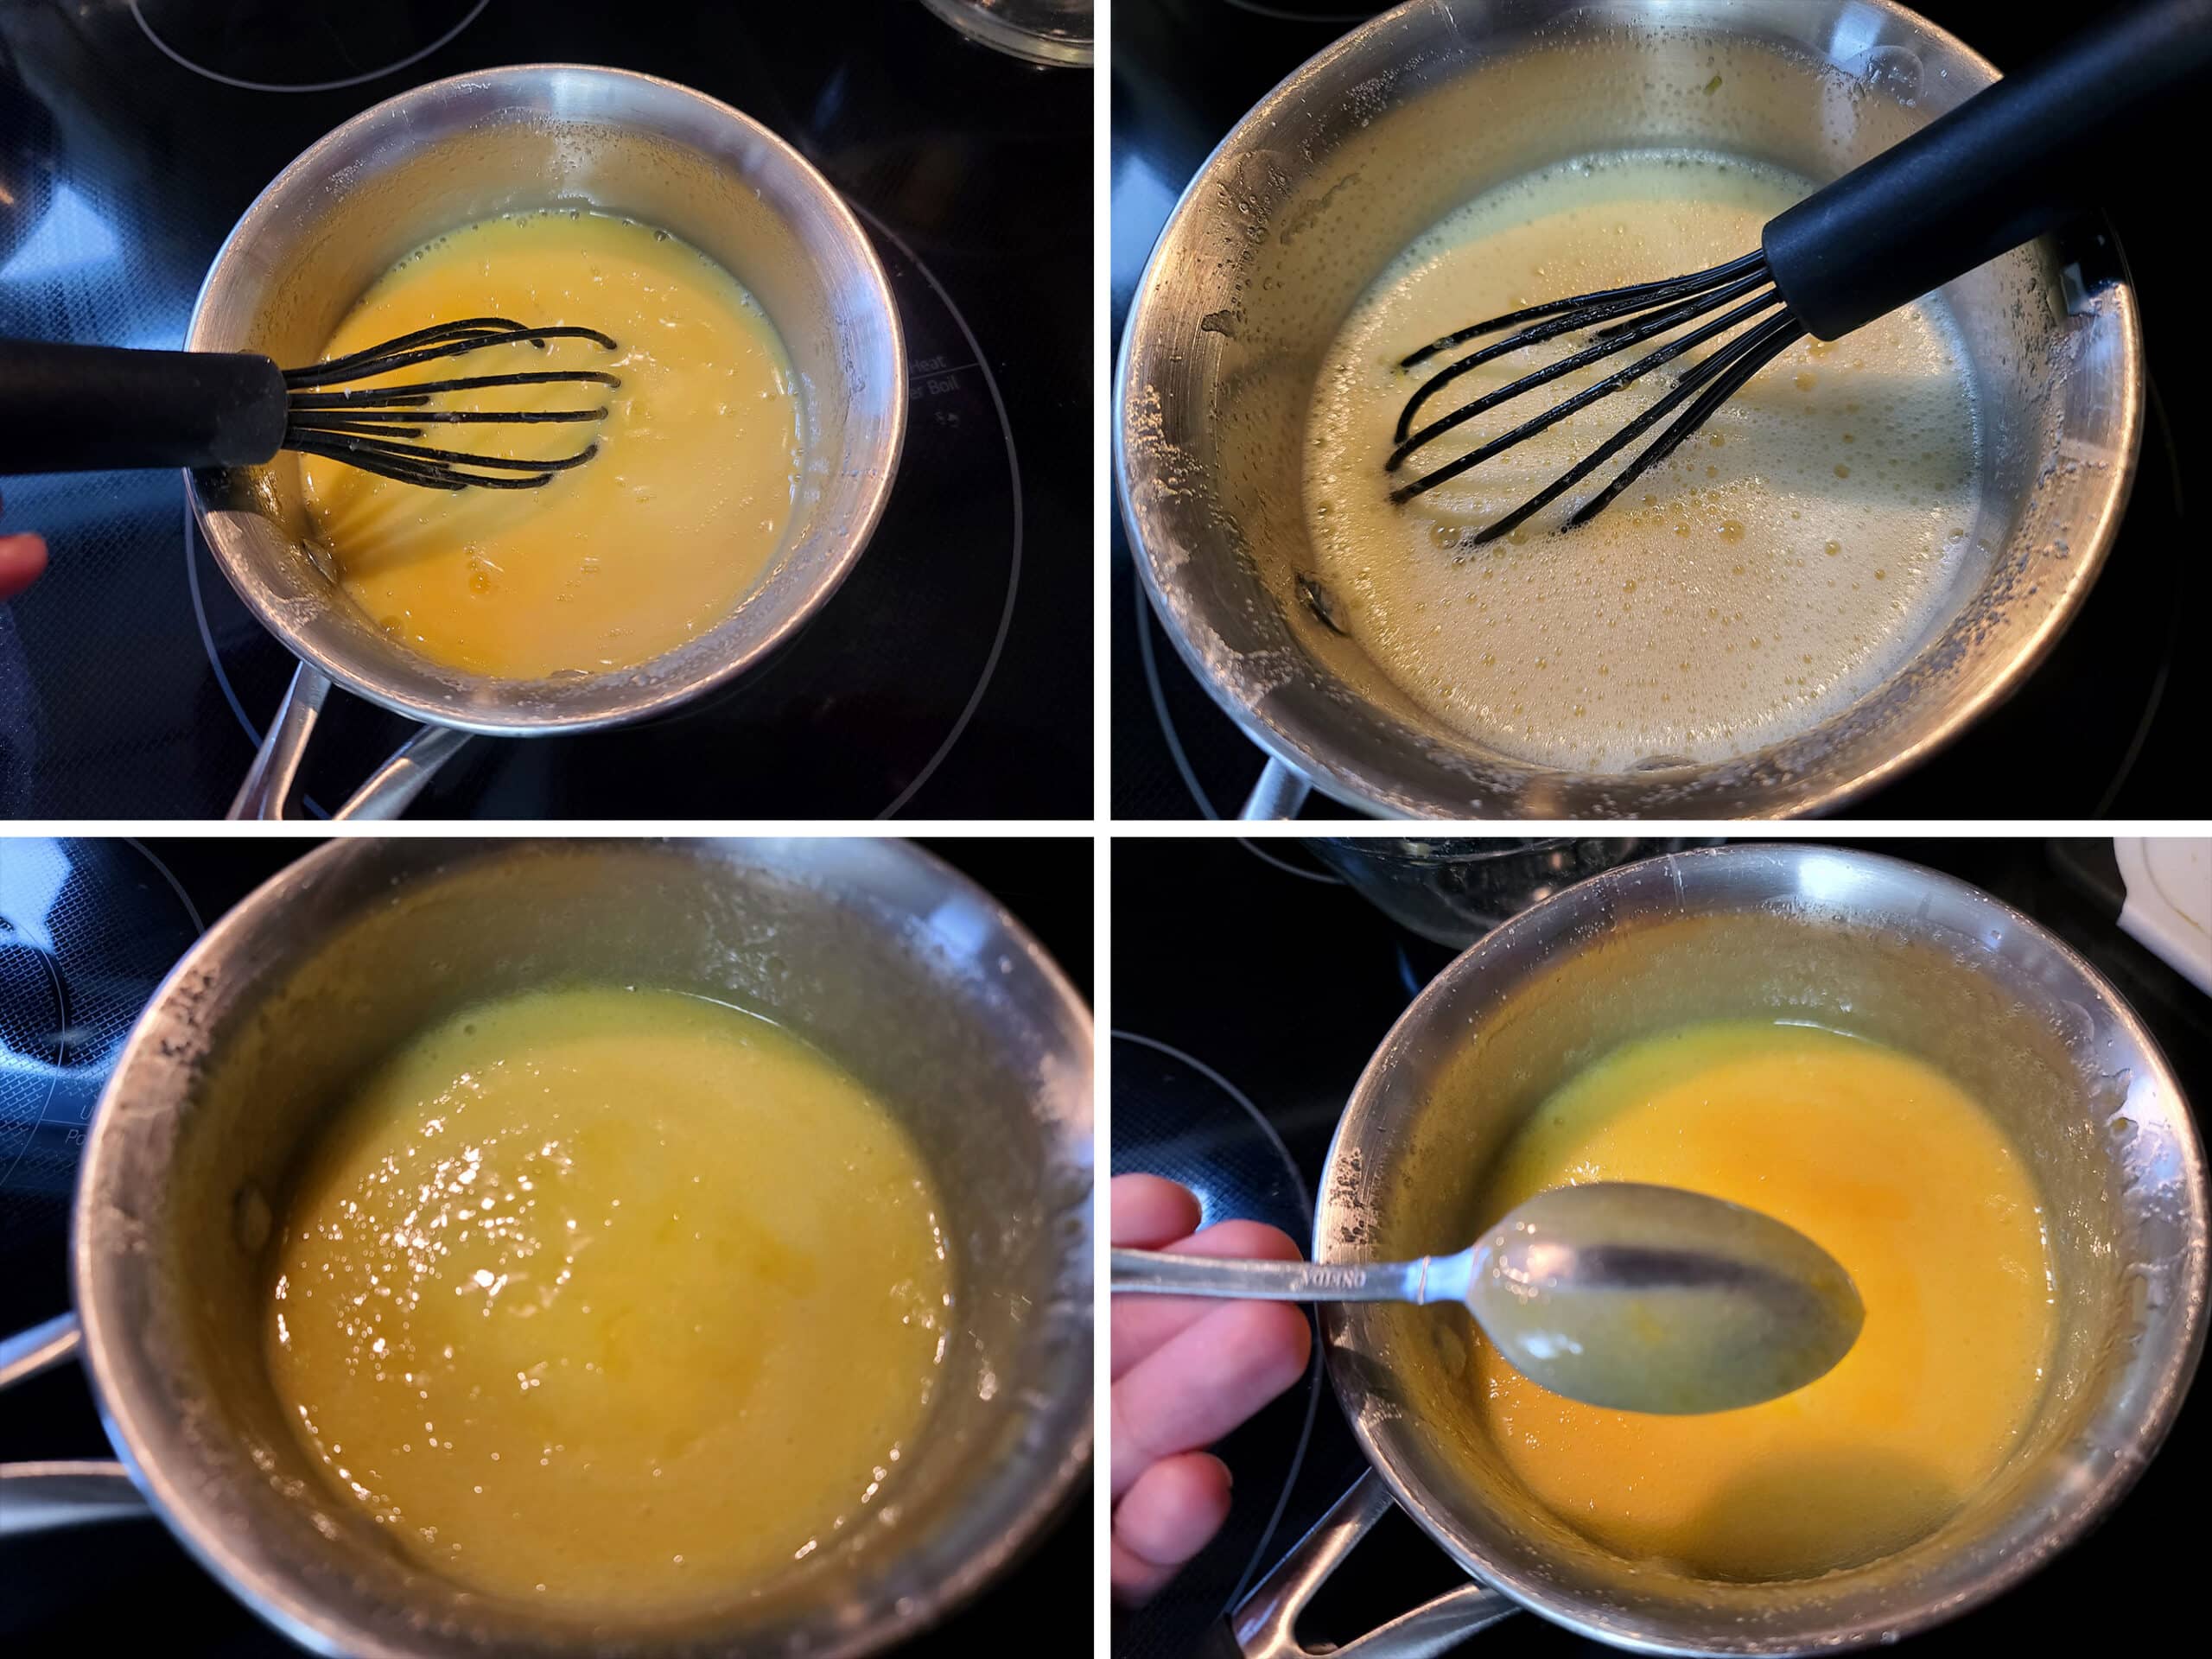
[{"left": 1110, "top": 1181, "right": 1864, "bottom": 1414}]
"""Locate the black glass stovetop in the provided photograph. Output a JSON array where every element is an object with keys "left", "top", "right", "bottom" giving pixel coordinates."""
[
  {"left": 1109, "top": 0, "right": 2209, "bottom": 820},
  {"left": 1109, "top": 834, "right": 2211, "bottom": 1656},
  {"left": 0, "top": 1, "right": 1090, "bottom": 819},
  {"left": 0, "top": 834, "right": 1092, "bottom": 1656}
]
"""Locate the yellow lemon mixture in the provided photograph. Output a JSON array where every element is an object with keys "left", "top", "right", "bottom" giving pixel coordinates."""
[
  {"left": 301, "top": 209, "right": 802, "bottom": 680},
  {"left": 1471, "top": 1020, "right": 2052, "bottom": 1580},
  {"left": 266, "top": 988, "right": 948, "bottom": 1611},
  {"left": 1306, "top": 151, "right": 1981, "bottom": 771}
]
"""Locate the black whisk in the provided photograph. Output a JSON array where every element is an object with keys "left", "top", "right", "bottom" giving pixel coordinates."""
[
  {"left": 1389, "top": 0, "right": 2212, "bottom": 546},
  {"left": 0, "top": 318, "right": 620, "bottom": 490},
  {"left": 281, "top": 318, "right": 620, "bottom": 490}
]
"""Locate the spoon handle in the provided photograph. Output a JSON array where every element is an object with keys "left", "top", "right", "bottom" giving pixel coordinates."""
[{"left": 1109, "top": 1248, "right": 1450, "bottom": 1305}]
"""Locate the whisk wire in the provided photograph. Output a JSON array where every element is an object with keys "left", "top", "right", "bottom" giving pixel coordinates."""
[
  {"left": 289, "top": 430, "right": 601, "bottom": 492},
  {"left": 286, "top": 368, "right": 620, "bottom": 410},
  {"left": 278, "top": 315, "right": 620, "bottom": 489},
  {"left": 1392, "top": 261, "right": 1771, "bottom": 444},
  {"left": 1396, "top": 250, "right": 1770, "bottom": 370},
  {"left": 1386, "top": 279, "right": 1783, "bottom": 478},
  {"left": 283, "top": 318, "right": 618, "bottom": 386},
  {"left": 1463, "top": 309, "right": 1806, "bottom": 547},
  {"left": 1388, "top": 251, "right": 1815, "bottom": 539},
  {"left": 1564, "top": 312, "right": 1808, "bottom": 531},
  {"left": 284, "top": 404, "right": 609, "bottom": 427}
]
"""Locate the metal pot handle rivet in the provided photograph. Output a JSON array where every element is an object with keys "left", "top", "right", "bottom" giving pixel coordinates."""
[{"left": 1227, "top": 1467, "right": 1518, "bottom": 1658}]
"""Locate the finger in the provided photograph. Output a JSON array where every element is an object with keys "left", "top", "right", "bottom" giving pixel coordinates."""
[
  {"left": 1110, "top": 1452, "right": 1233, "bottom": 1605},
  {"left": 1110, "top": 1538, "right": 1167, "bottom": 1607},
  {"left": 1109, "top": 1174, "right": 1201, "bottom": 1249},
  {"left": 0, "top": 534, "right": 48, "bottom": 603},
  {"left": 1109, "top": 1298, "right": 1310, "bottom": 1497},
  {"left": 1111, "top": 1219, "right": 1305, "bottom": 1379}
]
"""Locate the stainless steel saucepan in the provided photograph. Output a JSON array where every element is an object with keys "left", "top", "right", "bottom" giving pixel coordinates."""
[
  {"left": 188, "top": 66, "right": 906, "bottom": 819},
  {"left": 1229, "top": 843, "right": 2204, "bottom": 1656},
  {"left": 0, "top": 838, "right": 1091, "bottom": 1659},
  {"left": 1116, "top": 0, "right": 2142, "bottom": 819}
]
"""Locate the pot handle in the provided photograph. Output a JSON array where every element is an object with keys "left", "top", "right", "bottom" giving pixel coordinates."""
[
  {"left": 0, "top": 1462, "right": 146, "bottom": 1534},
  {"left": 1240, "top": 758, "right": 1313, "bottom": 821},
  {"left": 229, "top": 658, "right": 331, "bottom": 819},
  {"left": 334, "top": 721, "right": 474, "bottom": 820},
  {"left": 1224, "top": 1468, "right": 1518, "bottom": 1659},
  {"left": 0, "top": 1311, "right": 82, "bottom": 1389},
  {"left": 0, "top": 1312, "right": 149, "bottom": 1535},
  {"left": 228, "top": 658, "right": 472, "bottom": 820}
]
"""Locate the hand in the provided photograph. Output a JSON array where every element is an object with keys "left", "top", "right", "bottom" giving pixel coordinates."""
[
  {"left": 1110, "top": 1173, "right": 1312, "bottom": 1606},
  {"left": 0, "top": 489, "right": 48, "bottom": 601}
]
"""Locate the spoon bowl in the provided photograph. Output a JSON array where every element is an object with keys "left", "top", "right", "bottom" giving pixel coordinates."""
[
  {"left": 1110, "top": 1180, "right": 1863, "bottom": 1415},
  {"left": 1470, "top": 1182, "right": 1864, "bottom": 1414}
]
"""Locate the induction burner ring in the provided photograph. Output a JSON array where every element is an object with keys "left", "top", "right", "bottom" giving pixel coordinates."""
[
  {"left": 128, "top": 0, "right": 490, "bottom": 95},
  {"left": 853, "top": 203, "right": 1024, "bottom": 818},
  {"left": 1218, "top": 1, "right": 1391, "bottom": 22},
  {"left": 118, "top": 840, "right": 204, "bottom": 937},
  {"left": 0, "top": 929, "right": 65, "bottom": 1187},
  {"left": 1237, "top": 839, "right": 1343, "bottom": 884},
  {"left": 1, "top": 839, "right": 202, "bottom": 1205},
  {"left": 187, "top": 212, "right": 1020, "bottom": 820},
  {"left": 2092, "top": 372, "right": 2184, "bottom": 816}
]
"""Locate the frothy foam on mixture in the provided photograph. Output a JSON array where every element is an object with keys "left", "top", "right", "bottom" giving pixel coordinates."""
[{"left": 1304, "top": 151, "right": 1981, "bottom": 772}]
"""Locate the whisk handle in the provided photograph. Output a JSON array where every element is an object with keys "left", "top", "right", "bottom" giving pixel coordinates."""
[
  {"left": 1763, "top": 0, "right": 2212, "bottom": 341},
  {"left": 0, "top": 340, "right": 287, "bottom": 474}
]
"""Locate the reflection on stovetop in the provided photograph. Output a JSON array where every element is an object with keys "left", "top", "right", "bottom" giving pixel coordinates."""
[
  {"left": 1109, "top": 835, "right": 2209, "bottom": 1656},
  {"left": 0, "top": 2, "right": 1088, "bottom": 818},
  {"left": 0, "top": 836, "right": 1092, "bottom": 1657},
  {"left": 1109, "top": 0, "right": 2209, "bottom": 820}
]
